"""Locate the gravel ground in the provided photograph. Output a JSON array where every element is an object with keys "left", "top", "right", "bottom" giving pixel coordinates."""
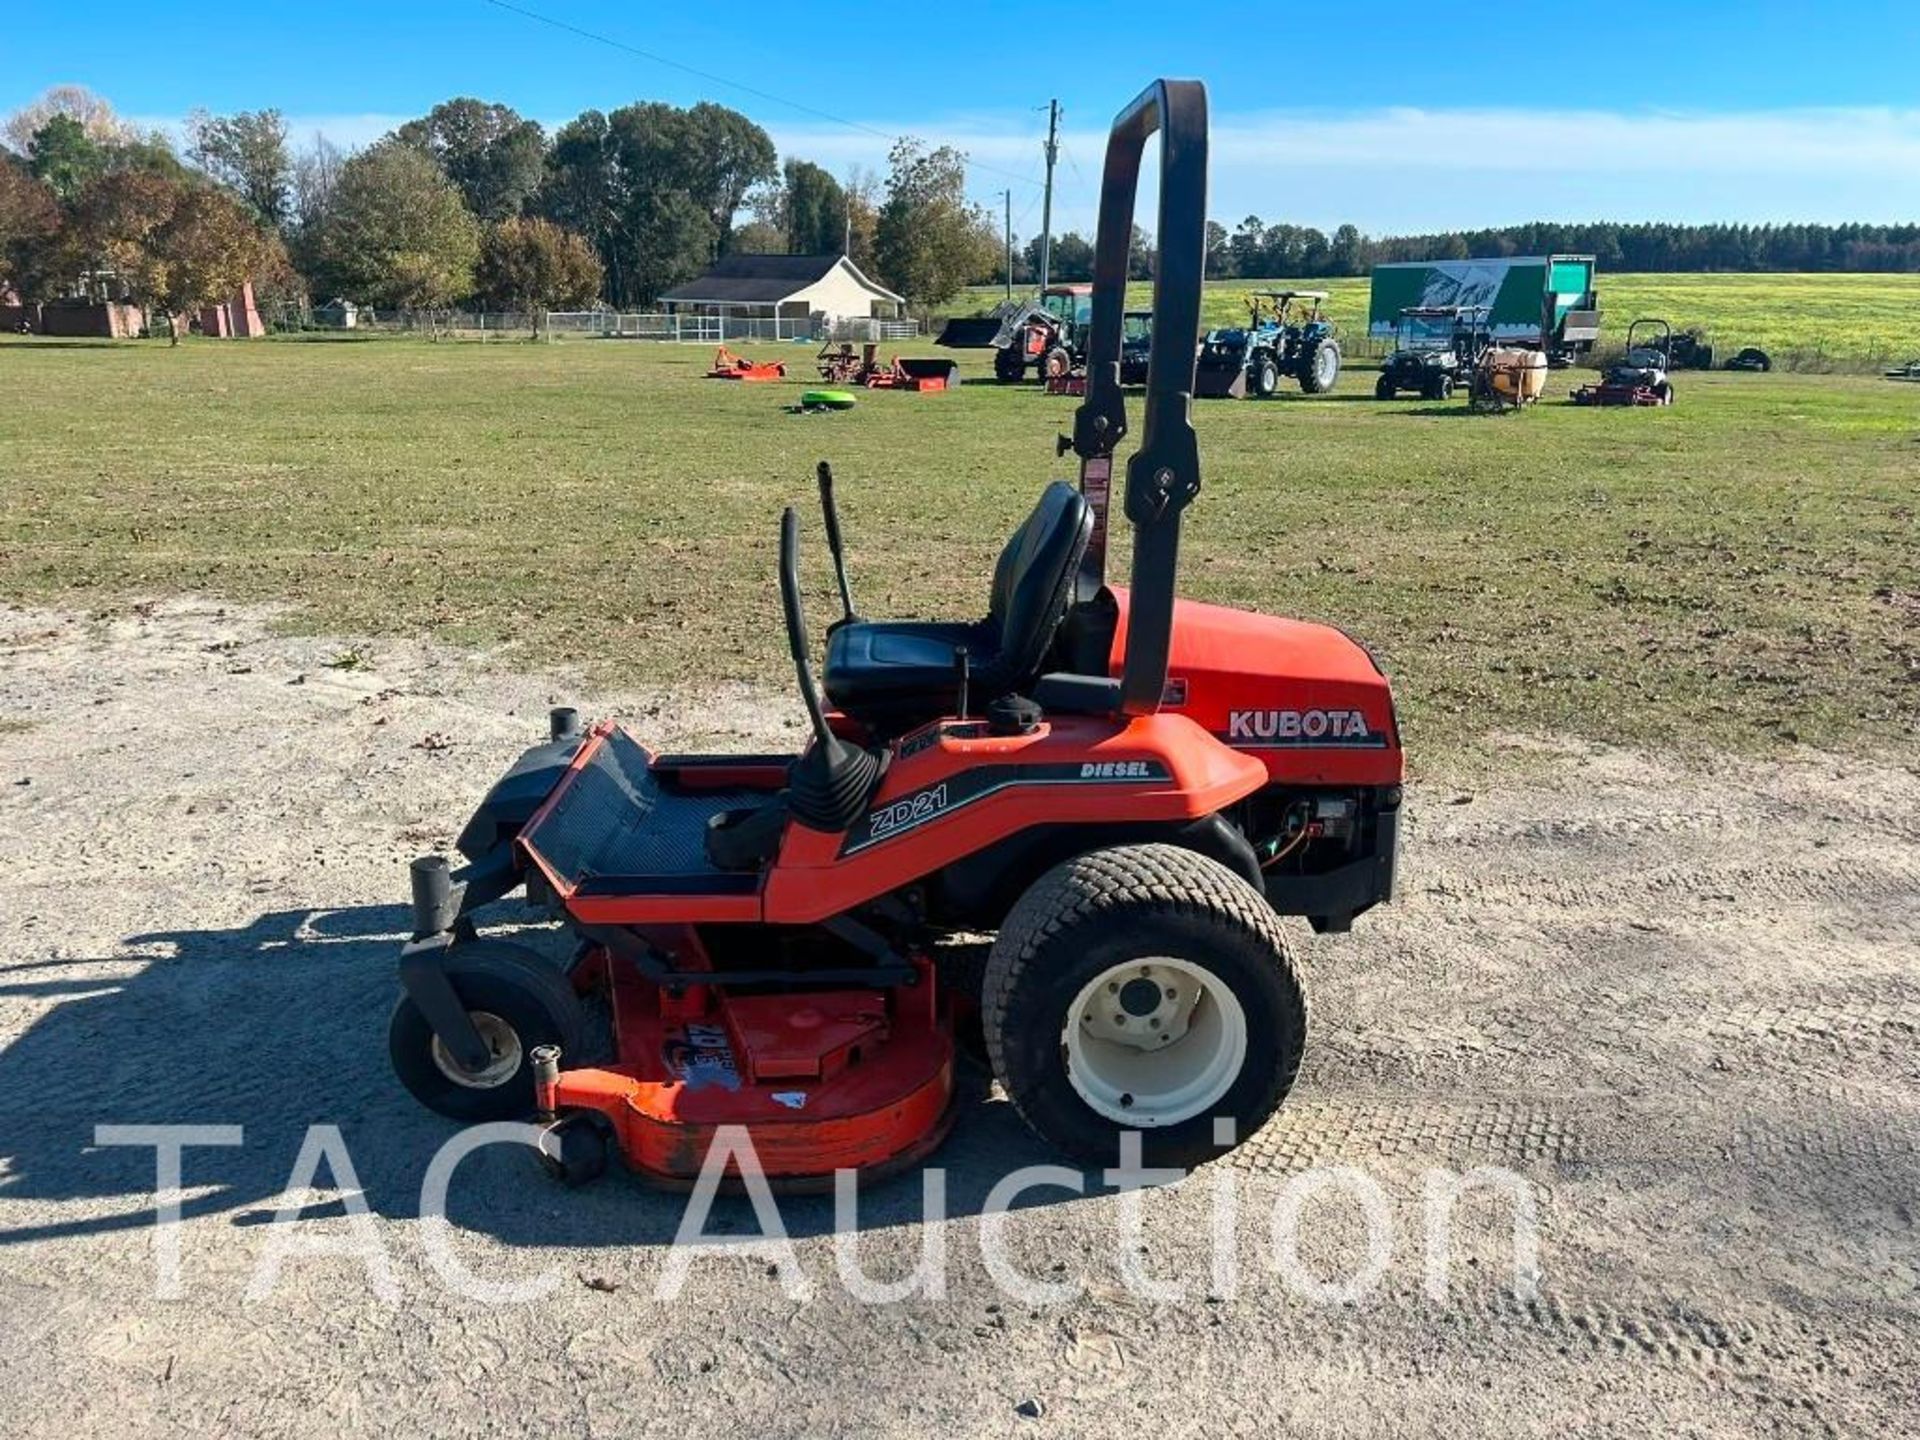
[{"left": 1, "top": 598, "right": 1916, "bottom": 1438}]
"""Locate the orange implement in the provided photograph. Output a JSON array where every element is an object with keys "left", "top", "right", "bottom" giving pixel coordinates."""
[{"left": 705, "top": 345, "right": 787, "bottom": 381}]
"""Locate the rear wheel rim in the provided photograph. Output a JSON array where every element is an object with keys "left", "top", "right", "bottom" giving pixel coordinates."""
[
  {"left": 430, "top": 1011, "right": 523, "bottom": 1090},
  {"left": 1062, "top": 959, "right": 1248, "bottom": 1126}
]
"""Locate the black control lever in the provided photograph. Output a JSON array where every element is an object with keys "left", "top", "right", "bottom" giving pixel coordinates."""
[
  {"left": 816, "top": 460, "right": 857, "bottom": 624},
  {"left": 954, "top": 646, "right": 971, "bottom": 721},
  {"left": 780, "top": 507, "right": 834, "bottom": 752}
]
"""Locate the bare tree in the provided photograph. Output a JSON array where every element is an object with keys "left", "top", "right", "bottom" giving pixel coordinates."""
[
  {"left": 291, "top": 133, "right": 346, "bottom": 234},
  {"left": 3, "top": 84, "right": 135, "bottom": 154}
]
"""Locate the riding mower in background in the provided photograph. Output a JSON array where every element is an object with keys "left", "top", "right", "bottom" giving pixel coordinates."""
[
  {"left": 1194, "top": 290, "right": 1341, "bottom": 398},
  {"left": 1572, "top": 317, "right": 1676, "bottom": 406},
  {"left": 1375, "top": 305, "right": 1491, "bottom": 401},
  {"left": 387, "top": 79, "right": 1403, "bottom": 1187}
]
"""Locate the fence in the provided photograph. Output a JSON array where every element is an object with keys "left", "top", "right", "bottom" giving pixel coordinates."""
[{"left": 544, "top": 312, "right": 920, "bottom": 343}]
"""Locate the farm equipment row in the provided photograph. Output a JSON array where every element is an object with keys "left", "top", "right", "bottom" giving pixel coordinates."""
[{"left": 704, "top": 343, "right": 958, "bottom": 392}]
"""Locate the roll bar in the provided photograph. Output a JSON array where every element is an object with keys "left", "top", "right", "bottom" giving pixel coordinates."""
[{"left": 1068, "top": 79, "right": 1209, "bottom": 716}]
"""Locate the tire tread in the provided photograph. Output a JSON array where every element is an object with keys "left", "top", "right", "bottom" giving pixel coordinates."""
[{"left": 981, "top": 844, "right": 1306, "bottom": 1155}]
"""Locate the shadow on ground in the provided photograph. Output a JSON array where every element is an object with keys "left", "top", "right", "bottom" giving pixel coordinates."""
[{"left": 0, "top": 904, "right": 1080, "bottom": 1249}]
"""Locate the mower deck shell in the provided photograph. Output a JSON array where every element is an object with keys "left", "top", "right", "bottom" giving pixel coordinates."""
[{"left": 550, "top": 952, "right": 953, "bottom": 1184}]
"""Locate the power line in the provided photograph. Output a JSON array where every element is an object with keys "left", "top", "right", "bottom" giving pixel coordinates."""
[{"left": 476, "top": 0, "right": 1046, "bottom": 190}]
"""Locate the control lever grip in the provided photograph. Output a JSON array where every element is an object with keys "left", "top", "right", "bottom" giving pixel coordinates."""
[
  {"left": 816, "top": 460, "right": 856, "bottom": 622},
  {"left": 779, "top": 507, "right": 835, "bottom": 749}
]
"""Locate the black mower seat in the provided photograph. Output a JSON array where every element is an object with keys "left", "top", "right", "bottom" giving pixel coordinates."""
[{"left": 823, "top": 480, "right": 1092, "bottom": 732}]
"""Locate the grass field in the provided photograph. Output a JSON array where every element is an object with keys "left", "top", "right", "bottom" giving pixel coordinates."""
[
  {"left": 1, "top": 334, "right": 1914, "bottom": 761},
  {"left": 966, "top": 272, "right": 1920, "bottom": 369}
]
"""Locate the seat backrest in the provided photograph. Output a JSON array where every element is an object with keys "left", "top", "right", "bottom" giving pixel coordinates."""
[{"left": 986, "top": 481, "right": 1094, "bottom": 684}]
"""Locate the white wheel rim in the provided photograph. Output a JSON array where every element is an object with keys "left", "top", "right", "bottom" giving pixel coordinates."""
[
  {"left": 1062, "top": 958, "right": 1248, "bottom": 1127},
  {"left": 430, "top": 1011, "right": 523, "bottom": 1089}
]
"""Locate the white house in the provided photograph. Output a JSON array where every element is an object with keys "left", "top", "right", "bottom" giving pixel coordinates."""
[{"left": 658, "top": 253, "right": 906, "bottom": 338}]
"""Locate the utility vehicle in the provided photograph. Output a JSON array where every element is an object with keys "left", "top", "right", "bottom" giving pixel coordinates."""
[{"left": 1375, "top": 305, "right": 1491, "bottom": 400}]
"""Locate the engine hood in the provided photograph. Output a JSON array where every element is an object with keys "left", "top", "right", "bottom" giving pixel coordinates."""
[{"left": 1106, "top": 587, "right": 1403, "bottom": 786}]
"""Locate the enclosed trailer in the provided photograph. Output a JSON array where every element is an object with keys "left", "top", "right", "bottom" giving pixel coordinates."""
[{"left": 1368, "top": 255, "right": 1600, "bottom": 362}]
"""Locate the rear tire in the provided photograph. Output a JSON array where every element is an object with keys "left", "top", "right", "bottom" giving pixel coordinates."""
[
  {"left": 982, "top": 844, "right": 1307, "bottom": 1169},
  {"left": 390, "top": 941, "right": 585, "bottom": 1122},
  {"left": 1300, "top": 340, "right": 1340, "bottom": 394},
  {"left": 1375, "top": 374, "right": 1395, "bottom": 400}
]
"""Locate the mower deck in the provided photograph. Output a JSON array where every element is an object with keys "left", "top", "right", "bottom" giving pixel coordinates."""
[
  {"left": 553, "top": 949, "right": 954, "bottom": 1185},
  {"left": 510, "top": 728, "right": 956, "bottom": 1184}
]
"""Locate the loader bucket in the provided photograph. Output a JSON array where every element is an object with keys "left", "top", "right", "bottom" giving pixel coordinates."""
[
  {"left": 1191, "top": 330, "right": 1248, "bottom": 398},
  {"left": 936, "top": 316, "right": 1003, "bottom": 348},
  {"left": 1192, "top": 360, "right": 1246, "bottom": 399}
]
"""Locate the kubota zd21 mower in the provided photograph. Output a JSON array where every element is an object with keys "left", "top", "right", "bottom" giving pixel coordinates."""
[{"left": 389, "top": 79, "right": 1403, "bottom": 1185}]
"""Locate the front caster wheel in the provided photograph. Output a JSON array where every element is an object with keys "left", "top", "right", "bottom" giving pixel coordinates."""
[
  {"left": 389, "top": 940, "right": 585, "bottom": 1122},
  {"left": 539, "top": 1111, "right": 612, "bottom": 1186},
  {"left": 982, "top": 844, "right": 1307, "bottom": 1170}
]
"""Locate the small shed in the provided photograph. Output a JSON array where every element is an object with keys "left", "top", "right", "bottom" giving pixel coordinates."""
[
  {"left": 658, "top": 254, "right": 904, "bottom": 339},
  {"left": 313, "top": 298, "right": 360, "bottom": 329}
]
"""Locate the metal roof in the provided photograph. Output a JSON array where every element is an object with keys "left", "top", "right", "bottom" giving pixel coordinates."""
[{"left": 658, "top": 254, "right": 904, "bottom": 306}]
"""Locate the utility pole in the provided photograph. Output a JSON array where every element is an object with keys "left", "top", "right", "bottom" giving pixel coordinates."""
[
  {"left": 1002, "top": 189, "right": 1013, "bottom": 299},
  {"left": 1038, "top": 98, "right": 1060, "bottom": 291}
]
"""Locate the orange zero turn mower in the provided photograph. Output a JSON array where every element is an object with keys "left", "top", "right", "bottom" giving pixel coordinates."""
[{"left": 390, "top": 79, "right": 1403, "bottom": 1187}]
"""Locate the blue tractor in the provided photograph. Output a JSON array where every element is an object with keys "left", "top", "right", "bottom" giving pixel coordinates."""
[{"left": 1193, "top": 289, "right": 1342, "bottom": 398}]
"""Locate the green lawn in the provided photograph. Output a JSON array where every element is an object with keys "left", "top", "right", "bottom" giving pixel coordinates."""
[
  {"left": 967, "top": 272, "right": 1920, "bottom": 369},
  {"left": 1, "top": 334, "right": 1914, "bottom": 760}
]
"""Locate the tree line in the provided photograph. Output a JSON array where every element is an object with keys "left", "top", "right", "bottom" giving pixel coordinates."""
[
  {"left": 0, "top": 85, "right": 1004, "bottom": 323},
  {"left": 6, "top": 84, "right": 1916, "bottom": 334}
]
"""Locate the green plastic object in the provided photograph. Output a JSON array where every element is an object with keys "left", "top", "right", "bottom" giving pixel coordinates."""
[{"left": 800, "top": 389, "right": 858, "bottom": 410}]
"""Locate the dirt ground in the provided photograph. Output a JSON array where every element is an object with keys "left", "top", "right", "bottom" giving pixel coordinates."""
[{"left": 1, "top": 598, "right": 1916, "bottom": 1438}]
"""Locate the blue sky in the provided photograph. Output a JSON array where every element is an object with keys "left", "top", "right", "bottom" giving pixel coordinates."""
[{"left": 8, "top": 1, "right": 1919, "bottom": 236}]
